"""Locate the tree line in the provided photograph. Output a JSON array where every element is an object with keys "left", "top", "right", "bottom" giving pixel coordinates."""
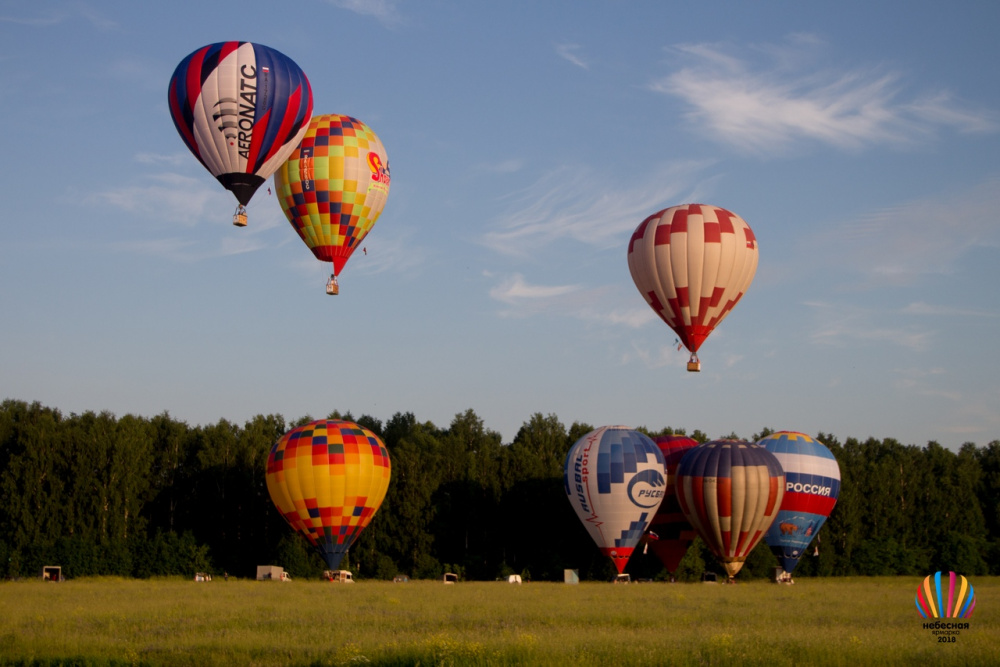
[{"left": 1, "top": 398, "right": 997, "bottom": 581}]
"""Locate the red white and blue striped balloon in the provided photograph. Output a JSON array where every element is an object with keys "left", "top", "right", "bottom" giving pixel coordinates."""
[
  {"left": 675, "top": 440, "right": 785, "bottom": 579},
  {"left": 563, "top": 426, "right": 667, "bottom": 574},
  {"left": 757, "top": 431, "right": 841, "bottom": 574},
  {"left": 168, "top": 42, "right": 313, "bottom": 208}
]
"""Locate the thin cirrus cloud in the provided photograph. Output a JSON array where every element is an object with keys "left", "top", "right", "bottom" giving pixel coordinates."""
[
  {"left": 804, "top": 300, "right": 932, "bottom": 352},
  {"left": 326, "top": 0, "right": 403, "bottom": 27},
  {"left": 489, "top": 272, "right": 581, "bottom": 307},
  {"left": 649, "top": 38, "right": 997, "bottom": 154},
  {"left": 482, "top": 161, "right": 712, "bottom": 256},
  {"left": 0, "top": 5, "right": 117, "bottom": 29},
  {"left": 901, "top": 301, "right": 999, "bottom": 318},
  {"left": 87, "top": 172, "right": 223, "bottom": 226},
  {"left": 112, "top": 235, "right": 266, "bottom": 262},
  {"left": 488, "top": 272, "right": 655, "bottom": 327},
  {"left": 802, "top": 176, "right": 1000, "bottom": 286},
  {"left": 555, "top": 43, "right": 588, "bottom": 70}
]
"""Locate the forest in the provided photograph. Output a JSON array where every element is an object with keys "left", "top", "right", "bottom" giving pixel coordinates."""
[{"left": 1, "top": 398, "right": 997, "bottom": 582}]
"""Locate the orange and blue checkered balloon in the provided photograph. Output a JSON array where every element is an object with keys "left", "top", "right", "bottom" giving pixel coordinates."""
[{"left": 266, "top": 419, "right": 391, "bottom": 570}]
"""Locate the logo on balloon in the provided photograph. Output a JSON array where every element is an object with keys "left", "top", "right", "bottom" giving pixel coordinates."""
[
  {"left": 627, "top": 469, "right": 666, "bottom": 508},
  {"left": 368, "top": 151, "right": 391, "bottom": 185},
  {"left": 786, "top": 482, "right": 833, "bottom": 496}
]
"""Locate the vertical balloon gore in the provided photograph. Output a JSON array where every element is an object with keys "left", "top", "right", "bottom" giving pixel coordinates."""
[
  {"left": 266, "top": 419, "right": 391, "bottom": 570},
  {"left": 274, "top": 114, "right": 391, "bottom": 289},
  {"left": 168, "top": 41, "right": 314, "bottom": 219},
  {"left": 646, "top": 435, "right": 698, "bottom": 574},
  {"left": 563, "top": 426, "right": 666, "bottom": 575},
  {"left": 627, "top": 204, "right": 758, "bottom": 368},
  {"left": 757, "top": 431, "right": 841, "bottom": 575},
  {"left": 675, "top": 440, "right": 784, "bottom": 580}
]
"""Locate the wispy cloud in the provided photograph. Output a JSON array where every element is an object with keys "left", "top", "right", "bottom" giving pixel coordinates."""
[
  {"left": 621, "top": 340, "right": 688, "bottom": 370},
  {"left": 489, "top": 273, "right": 581, "bottom": 307},
  {"left": 946, "top": 396, "right": 1000, "bottom": 438},
  {"left": 482, "top": 161, "right": 713, "bottom": 256},
  {"left": 804, "top": 176, "right": 1000, "bottom": 285},
  {"left": 352, "top": 226, "right": 426, "bottom": 276},
  {"left": 474, "top": 158, "right": 524, "bottom": 174},
  {"left": 0, "top": 5, "right": 116, "bottom": 30},
  {"left": 488, "top": 272, "right": 655, "bottom": 329},
  {"left": 134, "top": 153, "right": 191, "bottom": 168},
  {"left": 555, "top": 43, "right": 588, "bottom": 70},
  {"left": 648, "top": 36, "right": 997, "bottom": 153},
  {"left": 112, "top": 235, "right": 265, "bottom": 262},
  {"left": 326, "top": 0, "right": 402, "bottom": 27},
  {"left": 891, "top": 367, "right": 960, "bottom": 401},
  {"left": 87, "top": 173, "right": 223, "bottom": 226},
  {"left": 805, "top": 301, "right": 932, "bottom": 351},
  {"left": 901, "top": 302, "right": 999, "bottom": 318}
]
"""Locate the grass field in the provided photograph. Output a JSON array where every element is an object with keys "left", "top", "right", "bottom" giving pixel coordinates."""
[{"left": 0, "top": 576, "right": 997, "bottom": 666}]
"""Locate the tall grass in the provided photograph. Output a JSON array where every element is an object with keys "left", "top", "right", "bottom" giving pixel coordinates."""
[{"left": 1, "top": 577, "right": 997, "bottom": 666}]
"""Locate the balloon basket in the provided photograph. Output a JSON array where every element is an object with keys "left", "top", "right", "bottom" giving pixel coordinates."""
[
  {"left": 687, "top": 361, "right": 701, "bottom": 372},
  {"left": 326, "top": 275, "right": 340, "bottom": 295},
  {"left": 233, "top": 205, "right": 248, "bottom": 227}
]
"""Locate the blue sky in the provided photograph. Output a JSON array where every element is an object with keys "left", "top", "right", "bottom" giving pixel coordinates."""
[{"left": 2, "top": 1, "right": 999, "bottom": 449}]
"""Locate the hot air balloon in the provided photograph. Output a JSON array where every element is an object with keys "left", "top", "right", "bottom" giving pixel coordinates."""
[
  {"left": 265, "top": 419, "right": 391, "bottom": 571},
  {"left": 675, "top": 440, "right": 784, "bottom": 581},
  {"left": 757, "top": 431, "right": 841, "bottom": 579},
  {"left": 644, "top": 435, "right": 698, "bottom": 575},
  {"left": 273, "top": 114, "right": 390, "bottom": 294},
  {"left": 915, "top": 571, "right": 976, "bottom": 619},
  {"left": 563, "top": 426, "right": 666, "bottom": 575},
  {"left": 627, "top": 204, "right": 758, "bottom": 371},
  {"left": 168, "top": 41, "right": 313, "bottom": 226}
]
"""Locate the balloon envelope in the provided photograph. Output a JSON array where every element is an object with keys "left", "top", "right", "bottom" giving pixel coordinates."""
[
  {"left": 627, "top": 204, "right": 758, "bottom": 359},
  {"left": 266, "top": 419, "right": 391, "bottom": 570},
  {"left": 757, "top": 431, "right": 841, "bottom": 574},
  {"left": 168, "top": 42, "right": 313, "bottom": 207},
  {"left": 274, "top": 114, "right": 391, "bottom": 277},
  {"left": 675, "top": 440, "right": 784, "bottom": 579},
  {"left": 563, "top": 426, "right": 666, "bottom": 574},
  {"left": 645, "top": 435, "right": 699, "bottom": 574}
]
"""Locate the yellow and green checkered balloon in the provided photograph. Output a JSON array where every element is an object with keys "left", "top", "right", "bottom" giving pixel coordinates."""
[{"left": 274, "top": 114, "right": 390, "bottom": 279}]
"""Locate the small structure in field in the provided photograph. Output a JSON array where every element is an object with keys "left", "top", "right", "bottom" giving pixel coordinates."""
[
  {"left": 443, "top": 572, "right": 458, "bottom": 584},
  {"left": 193, "top": 572, "right": 212, "bottom": 582},
  {"left": 257, "top": 565, "right": 291, "bottom": 581},
  {"left": 393, "top": 575, "right": 410, "bottom": 583},
  {"left": 323, "top": 570, "right": 354, "bottom": 583},
  {"left": 41, "top": 566, "right": 62, "bottom": 582},
  {"left": 613, "top": 573, "right": 631, "bottom": 584},
  {"left": 773, "top": 567, "right": 794, "bottom": 584},
  {"left": 507, "top": 574, "right": 522, "bottom": 584},
  {"left": 564, "top": 569, "right": 579, "bottom": 584}
]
